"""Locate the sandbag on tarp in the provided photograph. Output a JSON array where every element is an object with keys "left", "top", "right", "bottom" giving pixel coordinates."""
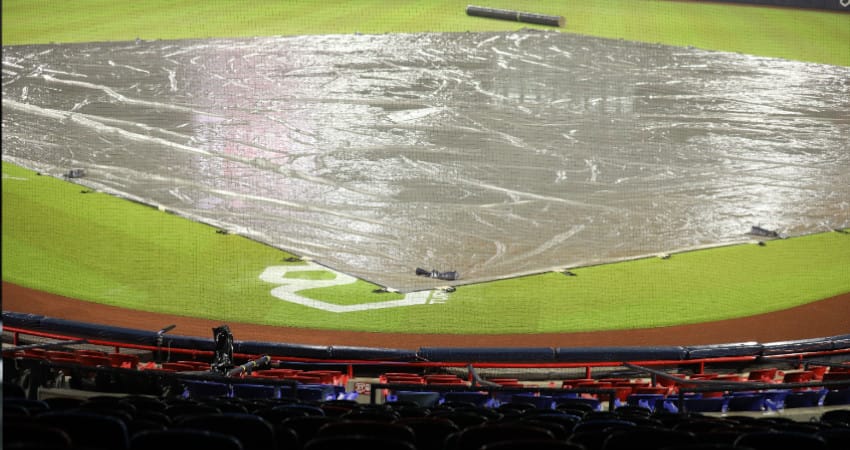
[
  {"left": 234, "top": 340, "right": 332, "bottom": 359},
  {"left": 2, "top": 312, "right": 46, "bottom": 329},
  {"left": 417, "top": 347, "right": 556, "bottom": 362},
  {"left": 761, "top": 337, "right": 835, "bottom": 356},
  {"left": 38, "top": 317, "right": 159, "bottom": 346},
  {"left": 330, "top": 345, "right": 419, "bottom": 362},
  {"left": 685, "top": 341, "right": 764, "bottom": 359},
  {"left": 555, "top": 346, "right": 686, "bottom": 362},
  {"left": 826, "top": 334, "right": 850, "bottom": 350}
]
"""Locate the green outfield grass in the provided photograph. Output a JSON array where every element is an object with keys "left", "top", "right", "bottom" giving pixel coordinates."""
[
  {"left": 4, "top": 162, "right": 849, "bottom": 334},
  {"left": 3, "top": 0, "right": 848, "bottom": 66},
  {"left": 3, "top": 1, "right": 849, "bottom": 334}
]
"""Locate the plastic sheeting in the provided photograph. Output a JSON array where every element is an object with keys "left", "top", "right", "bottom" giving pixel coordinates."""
[{"left": 3, "top": 31, "right": 849, "bottom": 291}]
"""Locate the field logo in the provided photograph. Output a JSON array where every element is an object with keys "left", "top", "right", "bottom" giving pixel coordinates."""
[
  {"left": 260, "top": 262, "right": 436, "bottom": 313},
  {"left": 842, "top": 0, "right": 849, "bottom": 7}
]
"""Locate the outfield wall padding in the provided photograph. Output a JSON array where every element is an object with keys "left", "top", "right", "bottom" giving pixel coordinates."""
[
  {"left": 555, "top": 346, "right": 686, "bottom": 362},
  {"left": 329, "top": 345, "right": 419, "bottom": 361},
  {"left": 685, "top": 342, "right": 765, "bottom": 359},
  {"left": 418, "top": 347, "right": 557, "bottom": 363},
  {"left": 234, "top": 340, "right": 332, "bottom": 359},
  {"left": 37, "top": 317, "right": 160, "bottom": 347},
  {"left": 825, "top": 333, "right": 850, "bottom": 350},
  {"left": 4, "top": 312, "right": 850, "bottom": 363},
  {"left": 761, "top": 337, "right": 837, "bottom": 356}
]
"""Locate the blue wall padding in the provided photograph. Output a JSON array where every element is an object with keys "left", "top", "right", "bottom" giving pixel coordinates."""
[
  {"left": 160, "top": 335, "right": 217, "bottom": 351},
  {"left": 555, "top": 346, "right": 686, "bottom": 362},
  {"left": 5, "top": 310, "right": 850, "bottom": 362},
  {"left": 826, "top": 334, "right": 850, "bottom": 350},
  {"left": 417, "top": 347, "right": 556, "bottom": 362},
  {"left": 761, "top": 337, "right": 835, "bottom": 356},
  {"left": 3, "top": 312, "right": 45, "bottom": 328},
  {"left": 235, "top": 341, "right": 332, "bottom": 359},
  {"left": 329, "top": 345, "right": 418, "bottom": 361},
  {"left": 38, "top": 317, "right": 160, "bottom": 346},
  {"left": 685, "top": 342, "right": 764, "bottom": 359}
]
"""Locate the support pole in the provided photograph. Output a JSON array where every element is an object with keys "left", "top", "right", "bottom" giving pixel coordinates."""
[{"left": 466, "top": 5, "right": 565, "bottom": 28}]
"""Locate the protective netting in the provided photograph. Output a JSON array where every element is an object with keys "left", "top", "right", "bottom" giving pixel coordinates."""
[{"left": 3, "top": 31, "right": 849, "bottom": 291}]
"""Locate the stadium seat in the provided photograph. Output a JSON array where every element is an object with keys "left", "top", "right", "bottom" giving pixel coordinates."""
[
  {"left": 823, "top": 387, "right": 850, "bottom": 406},
  {"left": 392, "top": 390, "right": 442, "bottom": 407},
  {"left": 315, "top": 420, "right": 416, "bottom": 444},
  {"left": 747, "top": 368, "right": 778, "bottom": 382},
  {"left": 291, "top": 384, "right": 336, "bottom": 402},
  {"left": 2, "top": 422, "right": 73, "bottom": 449},
  {"left": 782, "top": 371, "right": 814, "bottom": 383},
  {"left": 481, "top": 440, "right": 587, "bottom": 450},
  {"left": 601, "top": 428, "right": 697, "bottom": 450},
  {"left": 175, "top": 412, "right": 276, "bottom": 450},
  {"left": 37, "top": 410, "right": 130, "bottom": 450},
  {"left": 280, "top": 416, "right": 343, "bottom": 443},
  {"left": 182, "top": 379, "right": 230, "bottom": 398},
  {"left": 443, "top": 391, "right": 491, "bottom": 406},
  {"left": 395, "top": 417, "right": 460, "bottom": 450},
  {"left": 428, "top": 409, "right": 490, "bottom": 428},
  {"left": 130, "top": 428, "right": 243, "bottom": 450},
  {"left": 734, "top": 431, "right": 828, "bottom": 450},
  {"left": 163, "top": 402, "right": 222, "bottom": 420},
  {"left": 447, "top": 423, "right": 556, "bottom": 450},
  {"left": 341, "top": 407, "right": 401, "bottom": 422},
  {"left": 820, "top": 408, "right": 850, "bottom": 425},
  {"left": 510, "top": 393, "right": 555, "bottom": 409},
  {"left": 681, "top": 397, "right": 727, "bottom": 413},
  {"left": 816, "top": 427, "right": 850, "bottom": 450},
  {"left": 553, "top": 396, "right": 602, "bottom": 412},
  {"left": 43, "top": 397, "right": 85, "bottom": 410},
  {"left": 726, "top": 393, "right": 766, "bottom": 412},
  {"left": 572, "top": 419, "right": 637, "bottom": 433},
  {"left": 108, "top": 353, "right": 140, "bottom": 368},
  {"left": 231, "top": 383, "right": 277, "bottom": 399},
  {"left": 304, "top": 435, "right": 416, "bottom": 450},
  {"left": 627, "top": 393, "right": 666, "bottom": 411},
  {"left": 783, "top": 389, "right": 826, "bottom": 408},
  {"left": 5, "top": 398, "right": 50, "bottom": 415}
]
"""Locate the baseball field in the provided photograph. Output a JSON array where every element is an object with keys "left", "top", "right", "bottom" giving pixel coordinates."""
[{"left": 3, "top": 1, "right": 849, "bottom": 346}]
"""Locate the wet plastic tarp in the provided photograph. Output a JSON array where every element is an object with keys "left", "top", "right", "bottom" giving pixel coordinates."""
[{"left": 3, "top": 31, "right": 849, "bottom": 291}]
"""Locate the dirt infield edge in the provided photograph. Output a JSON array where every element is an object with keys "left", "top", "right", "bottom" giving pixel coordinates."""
[{"left": 3, "top": 282, "right": 849, "bottom": 350}]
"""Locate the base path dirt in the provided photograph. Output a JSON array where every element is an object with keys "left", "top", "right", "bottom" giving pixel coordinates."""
[{"left": 4, "top": 282, "right": 849, "bottom": 350}]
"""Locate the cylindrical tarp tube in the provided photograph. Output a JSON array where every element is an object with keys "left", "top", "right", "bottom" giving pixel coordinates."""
[{"left": 466, "top": 5, "right": 565, "bottom": 27}]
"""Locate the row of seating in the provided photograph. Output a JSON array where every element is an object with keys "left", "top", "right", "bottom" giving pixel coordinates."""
[{"left": 5, "top": 383, "right": 850, "bottom": 450}]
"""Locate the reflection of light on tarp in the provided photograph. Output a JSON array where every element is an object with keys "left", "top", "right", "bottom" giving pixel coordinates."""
[{"left": 3, "top": 32, "right": 849, "bottom": 291}]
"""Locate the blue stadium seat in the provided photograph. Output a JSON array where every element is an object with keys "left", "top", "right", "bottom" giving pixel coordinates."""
[
  {"left": 130, "top": 428, "right": 243, "bottom": 450},
  {"left": 182, "top": 379, "right": 230, "bottom": 398},
  {"left": 231, "top": 383, "right": 276, "bottom": 399},
  {"left": 174, "top": 412, "right": 276, "bottom": 450},
  {"left": 37, "top": 410, "right": 130, "bottom": 450}
]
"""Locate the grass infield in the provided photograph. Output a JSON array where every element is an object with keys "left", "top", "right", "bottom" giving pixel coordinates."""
[{"left": 3, "top": 1, "right": 849, "bottom": 334}]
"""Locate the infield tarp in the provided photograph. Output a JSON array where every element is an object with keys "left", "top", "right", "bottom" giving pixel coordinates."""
[{"left": 3, "top": 31, "right": 849, "bottom": 291}]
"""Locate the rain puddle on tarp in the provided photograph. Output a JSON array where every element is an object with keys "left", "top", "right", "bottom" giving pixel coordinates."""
[{"left": 3, "top": 31, "right": 849, "bottom": 291}]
